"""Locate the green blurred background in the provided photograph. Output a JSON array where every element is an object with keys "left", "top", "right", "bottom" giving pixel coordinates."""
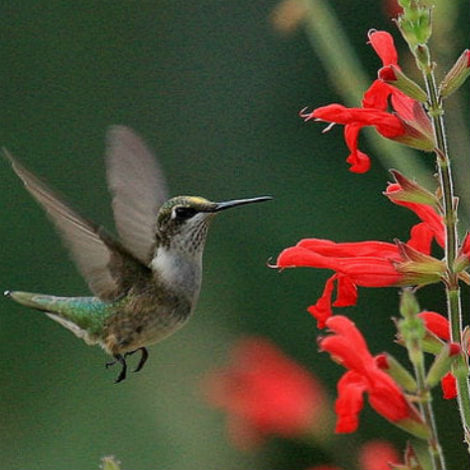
[{"left": 1, "top": 1, "right": 469, "bottom": 469}]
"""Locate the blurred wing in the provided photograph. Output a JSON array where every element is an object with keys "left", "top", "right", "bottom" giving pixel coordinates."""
[
  {"left": 106, "top": 126, "right": 169, "bottom": 265},
  {"left": 5, "top": 149, "right": 133, "bottom": 300}
]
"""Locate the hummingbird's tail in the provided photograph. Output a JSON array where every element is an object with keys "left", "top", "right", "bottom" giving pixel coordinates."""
[
  {"left": 4, "top": 290, "right": 106, "bottom": 345},
  {"left": 4, "top": 290, "right": 52, "bottom": 311}
]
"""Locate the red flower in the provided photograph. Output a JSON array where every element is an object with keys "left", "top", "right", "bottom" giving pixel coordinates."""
[
  {"left": 302, "top": 30, "right": 433, "bottom": 173},
  {"left": 277, "top": 239, "right": 403, "bottom": 328},
  {"left": 276, "top": 180, "right": 446, "bottom": 328},
  {"left": 358, "top": 440, "right": 400, "bottom": 470},
  {"left": 319, "top": 316, "right": 426, "bottom": 436},
  {"left": 202, "top": 337, "right": 329, "bottom": 449}
]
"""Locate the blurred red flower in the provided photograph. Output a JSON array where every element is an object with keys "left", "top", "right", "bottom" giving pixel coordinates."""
[
  {"left": 358, "top": 440, "right": 400, "bottom": 470},
  {"left": 276, "top": 185, "right": 445, "bottom": 328},
  {"left": 319, "top": 315, "right": 425, "bottom": 435},
  {"left": 302, "top": 30, "right": 433, "bottom": 173},
  {"left": 202, "top": 337, "right": 330, "bottom": 449}
]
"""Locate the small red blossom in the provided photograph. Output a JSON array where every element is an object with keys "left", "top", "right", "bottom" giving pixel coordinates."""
[
  {"left": 202, "top": 337, "right": 329, "bottom": 449},
  {"left": 276, "top": 181, "right": 447, "bottom": 327},
  {"left": 319, "top": 316, "right": 425, "bottom": 436},
  {"left": 358, "top": 440, "right": 400, "bottom": 470},
  {"left": 442, "top": 372, "right": 458, "bottom": 399},
  {"left": 302, "top": 30, "right": 433, "bottom": 173}
]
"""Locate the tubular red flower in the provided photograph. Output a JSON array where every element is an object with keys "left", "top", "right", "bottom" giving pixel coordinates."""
[
  {"left": 320, "top": 316, "right": 425, "bottom": 435},
  {"left": 202, "top": 337, "right": 329, "bottom": 449},
  {"left": 276, "top": 232, "right": 439, "bottom": 327},
  {"left": 302, "top": 30, "right": 433, "bottom": 173}
]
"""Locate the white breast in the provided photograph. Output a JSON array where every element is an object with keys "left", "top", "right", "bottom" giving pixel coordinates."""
[{"left": 150, "top": 246, "right": 202, "bottom": 300}]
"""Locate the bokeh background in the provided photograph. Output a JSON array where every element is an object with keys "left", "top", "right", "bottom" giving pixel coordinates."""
[{"left": 1, "top": 1, "right": 469, "bottom": 469}]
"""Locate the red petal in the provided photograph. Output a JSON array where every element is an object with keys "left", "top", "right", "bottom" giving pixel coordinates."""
[
  {"left": 344, "top": 124, "right": 371, "bottom": 173},
  {"left": 407, "top": 222, "right": 434, "bottom": 254},
  {"left": 307, "top": 274, "right": 337, "bottom": 328},
  {"left": 417, "top": 311, "right": 450, "bottom": 341},
  {"left": 368, "top": 30, "right": 398, "bottom": 66},
  {"left": 335, "top": 371, "right": 366, "bottom": 433},
  {"left": 336, "top": 256, "right": 402, "bottom": 286},
  {"left": 277, "top": 246, "right": 340, "bottom": 270},
  {"left": 334, "top": 276, "right": 358, "bottom": 307},
  {"left": 298, "top": 239, "right": 400, "bottom": 258},
  {"left": 362, "top": 80, "right": 393, "bottom": 110},
  {"left": 441, "top": 372, "right": 457, "bottom": 399}
]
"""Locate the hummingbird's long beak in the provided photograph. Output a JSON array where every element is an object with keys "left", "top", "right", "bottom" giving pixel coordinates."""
[{"left": 210, "top": 196, "right": 273, "bottom": 212}]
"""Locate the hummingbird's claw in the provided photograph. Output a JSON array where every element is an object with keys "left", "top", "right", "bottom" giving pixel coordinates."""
[
  {"left": 105, "top": 354, "right": 127, "bottom": 383},
  {"left": 133, "top": 347, "right": 149, "bottom": 373},
  {"left": 123, "top": 347, "right": 149, "bottom": 373}
]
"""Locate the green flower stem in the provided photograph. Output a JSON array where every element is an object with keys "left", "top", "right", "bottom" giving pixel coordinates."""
[
  {"left": 411, "top": 346, "right": 446, "bottom": 470},
  {"left": 302, "top": 0, "right": 435, "bottom": 187},
  {"left": 421, "top": 55, "right": 470, "bottom": 453}
]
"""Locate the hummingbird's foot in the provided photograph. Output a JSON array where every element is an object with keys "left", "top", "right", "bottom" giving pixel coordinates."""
[
  {"left": 124, "top": 347, "right": 149, "bottom": 373},
  {"left": 105, "top": 354, "right": 127, "bottom": 383}
]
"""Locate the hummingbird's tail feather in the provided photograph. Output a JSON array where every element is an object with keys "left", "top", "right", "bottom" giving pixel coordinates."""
[{"left": 5, "top": 290, "right": 107, "bottom": 346}]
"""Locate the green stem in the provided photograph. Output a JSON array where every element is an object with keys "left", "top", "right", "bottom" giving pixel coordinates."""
[
  {"left": 412, "top": 350, "right": 446, "bottom": 470},
  {"left": 421, "top": 53, "right": 470, "bottom": 454}
]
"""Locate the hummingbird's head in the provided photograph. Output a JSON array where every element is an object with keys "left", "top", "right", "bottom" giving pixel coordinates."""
[{"left": 155, "top": 195, "right": 272, "bottom": 254}]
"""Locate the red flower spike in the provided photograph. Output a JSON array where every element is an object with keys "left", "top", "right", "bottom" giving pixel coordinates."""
[
  {"left": 202, "top": 337, "right": 329, "bottom": 449},
  {"left": 320, "top": 316, "right": 427, "bottom": 437},
  {"left": 303, "top": 30, "right": 433, "bottom": 173},
  {"left": 358, "top": 440, "right": 400, "bottom": 470}
]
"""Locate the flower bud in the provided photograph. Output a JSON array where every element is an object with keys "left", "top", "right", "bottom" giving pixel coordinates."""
[
  {"left": 439, "top": 50, "right": 470, "bottom": 98},
  {"left": 386, "top": 170, "right": 438, "bottom": 206},
  {"left": 376, "top": 353, "right": 417, "bottom": 393},
  {"left": 399, "top": 288, "right": 420, "bottom": 319},
  {"left": 415, "top": 44, "right": 432, "bottom": 73},
  {"left": 426, "top": 343, "right": 461, "bottom": 389},
  {"left": 396, "top": 6, "right": 432, "bottom": 50},
  {"left": 379, "top": 64, "right": 427, "bottom": 102}
]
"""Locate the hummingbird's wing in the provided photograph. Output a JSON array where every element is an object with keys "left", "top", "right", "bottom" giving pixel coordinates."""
[
  {"left": 4, "top": 150, "right": 148, "bottom": 301},
  {"left": 105, "top": 126, "right": 169, "bottom": 265}
]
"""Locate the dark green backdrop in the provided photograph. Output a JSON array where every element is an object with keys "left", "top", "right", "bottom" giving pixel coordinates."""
[{"left": 1, "top": 1, "right": 468, "bottom": 468}]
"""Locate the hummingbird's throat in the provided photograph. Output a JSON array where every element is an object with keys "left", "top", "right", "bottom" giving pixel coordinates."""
[{"left": 150, "top": 245, "right": 203, "bottom": 301}]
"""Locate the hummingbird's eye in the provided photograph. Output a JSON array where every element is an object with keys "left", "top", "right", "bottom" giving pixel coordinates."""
[{"left": 173, "top": 206, "right": 197, "bottom": 220}]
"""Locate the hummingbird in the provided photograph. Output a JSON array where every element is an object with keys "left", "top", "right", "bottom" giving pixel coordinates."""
[{"left": 4, "top": 126, "right": 271, "bottom": 383}]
